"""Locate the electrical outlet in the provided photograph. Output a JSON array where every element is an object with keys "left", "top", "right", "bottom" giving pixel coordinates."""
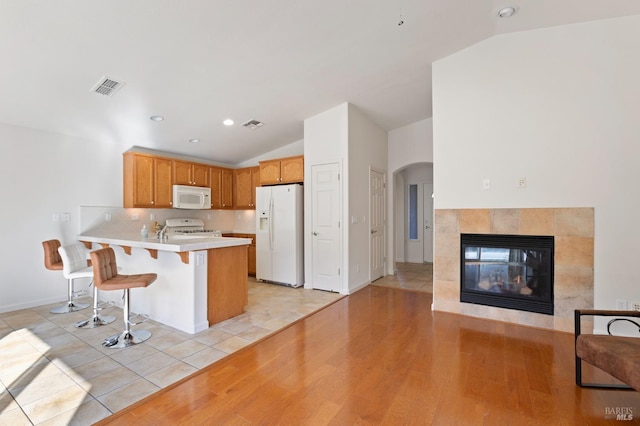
[
  {"left": 616, "top": 299, "right": 628, "bottom": 310},
  {"left": 62, "top": 212, "right": 70, "bottom": 222},
  {"left": 631, "top": 301, "right": 640, "bottom": 311},
  {"left": 482, "top": 179, "right": 491, "bottom": 190},
  {"left": 518, "top": 177, "right": 527, "bottom": 188},
  {"left": 105, "top": 213, "right": 111, "bottom": 222},
  {"left": 150, "top": 213, "right": 156, "bottom": 221},
  {"left": 131, "top": 214, "right": 139, "bottom": 221}
]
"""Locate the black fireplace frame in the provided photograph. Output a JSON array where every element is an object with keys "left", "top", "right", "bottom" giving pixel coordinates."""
[{"left": 460, "top": 233, "right": 554, "bottom": 315}]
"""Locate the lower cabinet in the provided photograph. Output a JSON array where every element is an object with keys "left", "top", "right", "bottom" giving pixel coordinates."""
[{"left": 223, "top": 233, "right": 256, "bottom": 276}]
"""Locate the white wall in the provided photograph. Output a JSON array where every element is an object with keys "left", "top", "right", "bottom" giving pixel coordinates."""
[
  {"left": 0, "top": 123, "right": 126, "bottom": 312},
  {"left": 387, "top": 118, "right": 433, "bottom": 272},
  {"left": 347, "top": 104, "right": 387, "bottom": 291},
  {"left": 303, "top": 103, "right": 348, "bottom": 291},
  {"left": 388, "top": 118, "right": 433, "bottom": 173},
  {"left": 303, "top": 102, "right": 387, "bottom": 293},
  {"left": 432, "top": 15, "right": 640, "bottom": 310}
]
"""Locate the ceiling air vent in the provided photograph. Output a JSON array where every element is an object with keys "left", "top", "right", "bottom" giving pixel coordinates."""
[
  {"left": 90, "top": 76, "right": 125, "bottom": 97},
  {"left": 242, "top": 119, "right": 264, "bottom": 130}
]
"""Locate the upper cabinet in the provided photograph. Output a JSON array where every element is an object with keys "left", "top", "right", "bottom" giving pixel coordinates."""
[
  {"left": 210, "top": 166, "right": 234, "bottom": 209},
  {"left": 123, "top": 153, "right": 173, "bottom": 208},
  {"left": 259, "top": 155, "right": 304, "bottom": 185},
  {"left": 173, "top": 160, "right": 209, "bottom": 187},
  {"left": 234, "top": 166, "right": 260, "bottom": 209},
  {"left": 123, "top": 151, "right": 301, "bottom": 209}
]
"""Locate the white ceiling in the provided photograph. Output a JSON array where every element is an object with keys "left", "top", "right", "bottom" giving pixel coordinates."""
[{"left": 2, "top": 1, "right": 639, "bottom": 164}]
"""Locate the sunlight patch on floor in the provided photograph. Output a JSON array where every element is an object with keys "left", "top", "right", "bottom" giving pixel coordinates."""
[{"left": 0, "top": 328, "right": 91, "bottom": 424}]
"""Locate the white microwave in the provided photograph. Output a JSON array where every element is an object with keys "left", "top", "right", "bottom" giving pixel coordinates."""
[{"left": 172, "top": 185, "right": 211, "bottom": 209}]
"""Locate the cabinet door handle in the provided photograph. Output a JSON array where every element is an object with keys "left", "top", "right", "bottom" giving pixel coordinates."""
[{"left": 151, "top": 200, "right": 155, "bottom": 205}]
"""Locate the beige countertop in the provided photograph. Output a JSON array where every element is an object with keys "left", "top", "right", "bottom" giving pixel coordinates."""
[{"left": 78, "top": 232, "right": 251, "bottom": 253}]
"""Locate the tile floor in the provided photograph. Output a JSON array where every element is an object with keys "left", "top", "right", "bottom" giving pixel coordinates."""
[
  {"left": 0, "top": 279, "right": 343, "bottom": 425},
  {"left": 371, "top": 262, "right": 433, "bottom": 293}
]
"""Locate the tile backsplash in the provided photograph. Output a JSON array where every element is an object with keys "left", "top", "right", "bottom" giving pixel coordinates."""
[{"left": 80, "top": 206, "right": 256, "bottom": 235}]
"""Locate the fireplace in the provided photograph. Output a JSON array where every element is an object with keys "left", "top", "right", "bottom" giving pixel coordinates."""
[{"left": 460, "top": 234, "right": 554, "bottom": 315}]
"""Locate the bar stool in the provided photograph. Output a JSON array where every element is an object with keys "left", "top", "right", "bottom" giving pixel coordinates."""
[
  {"left": 43, "top": 239, "right": 90, "bottom": 314},
  {"left": 90, "top": 247, "right": 157, "bottom": 348},
  {"left": 58, "top": 243, "right": 116, "bottom": 328}
]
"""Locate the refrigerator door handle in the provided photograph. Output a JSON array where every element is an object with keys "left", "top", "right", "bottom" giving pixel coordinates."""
[{"left": 269, "top": 197, "right": 274, "bottom": 250}]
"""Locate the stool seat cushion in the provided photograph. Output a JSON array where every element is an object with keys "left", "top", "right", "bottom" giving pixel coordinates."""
[
  {"left": 65, "top": 266, "right": 94, "bottom": 280},
  {"left": 576, "top": 334, "right": 640, "bottom": 391},
  {"left": 90, "top": 247, "right": 157, "bottom": 291},
  {"left": 97, "top": 273, "right": 158, "bottom": 290}
]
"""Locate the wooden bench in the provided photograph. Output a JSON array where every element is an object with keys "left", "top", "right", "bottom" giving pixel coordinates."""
[{"left": 575, "top": 309, "right": 640, "bottom": 390}]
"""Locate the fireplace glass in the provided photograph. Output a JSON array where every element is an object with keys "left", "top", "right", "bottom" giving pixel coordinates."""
[{"left": 460, "top": 234, "right": 554, "bottom": 315}]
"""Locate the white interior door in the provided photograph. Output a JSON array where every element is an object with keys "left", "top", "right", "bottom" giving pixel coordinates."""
[
  {"left": 422, "top": 182, "right": 433, "bottom": 263},
  {"left": 370, "top": 170, "right": 385, "bottom": 281},
  {"left": 311, "top": 163, "right": 342, "bottom": 292}
]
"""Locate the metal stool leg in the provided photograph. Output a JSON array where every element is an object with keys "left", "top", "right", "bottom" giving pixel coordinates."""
[
  {"left": 50, "top": 278, "right": 90, "bottom": 314},
  {"left": 75, "top": 285, "right": 115, "bottom": 328},
  {"left": 102, "top": 289, "right": 151, "bottom": 348}
]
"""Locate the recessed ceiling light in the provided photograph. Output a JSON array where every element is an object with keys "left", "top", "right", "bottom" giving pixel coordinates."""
[
  {"left": 189, "top": 138, "right": 200, "bottom": 143},
  {"left": 497, "top": 6, "right": 517, "bottom": 18},
  {"left": 223, "top": 119, "right": 234, "bottom": 126},
  {"left": 150, "top": 115, "right": 164, "bottom": 122}
]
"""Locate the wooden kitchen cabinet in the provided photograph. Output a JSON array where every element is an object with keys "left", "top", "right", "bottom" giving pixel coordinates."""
[
  {"left": 210, "top": 166, "right": 234, "bottom": 209},
  {"left": 123, "top": 152, "right": 173, "bottom": 208},
  {"left": 173, "top": 160, "right": 209, "bottom": 187},
  {"left": 248, "top": 235, "right": 256, "bottom": 276},
  {"left": 223, "top": 233, "right": 256, "bottom": 276},
  {"left": 234, "top": 166, "right": 260, "bottom": 209},
  {"left": 259, "top": 155, "right": 304, "bottom": 185}
]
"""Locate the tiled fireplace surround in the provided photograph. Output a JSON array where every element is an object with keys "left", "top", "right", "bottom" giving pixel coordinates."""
[{"left": 434, "top": 208, "right": 593, "bottom": 333}]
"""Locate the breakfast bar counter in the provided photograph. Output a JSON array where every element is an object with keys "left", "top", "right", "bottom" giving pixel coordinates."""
[{"left": 78, "top": 232, "right": 251, "bottom": 334}]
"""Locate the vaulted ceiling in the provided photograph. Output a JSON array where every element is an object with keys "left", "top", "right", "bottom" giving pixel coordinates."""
[{"left": 1, "top": 1, "right": 639, "bottom": 164}]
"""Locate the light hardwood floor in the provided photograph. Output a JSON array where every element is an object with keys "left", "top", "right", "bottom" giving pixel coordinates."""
[{"left": 97, "top": 284, "right": 640, "bottom": 425}]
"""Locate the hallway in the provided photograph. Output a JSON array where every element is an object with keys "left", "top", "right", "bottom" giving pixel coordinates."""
[{"left": 372, "top": 262, "right": 432, "bottom": 293}]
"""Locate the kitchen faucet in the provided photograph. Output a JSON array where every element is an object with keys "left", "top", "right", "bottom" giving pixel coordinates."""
[{"left": 157, "top": 225, "right": 168, "bottom": 241}]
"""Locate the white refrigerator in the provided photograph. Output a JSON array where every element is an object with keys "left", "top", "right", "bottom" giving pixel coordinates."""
[{"left": 255, "top": 184, "right": 304, "bottom": 287}]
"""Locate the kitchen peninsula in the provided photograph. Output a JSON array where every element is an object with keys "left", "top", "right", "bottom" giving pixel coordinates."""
[{"left": 78, "top": 232, "right": 251, "bottom": 334}]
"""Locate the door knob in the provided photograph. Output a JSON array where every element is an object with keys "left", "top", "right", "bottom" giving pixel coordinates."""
[
  {"left": 312, "top": 232, "right": 318, "bottom": 236},
  {"left": 371, "top": 230, "right": 377, "bottom": 234}
]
